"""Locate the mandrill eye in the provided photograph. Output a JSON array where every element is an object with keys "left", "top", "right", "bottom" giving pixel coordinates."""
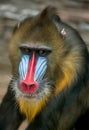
[
  {"left": 38, "top": 49, "right": 52, "bottom": 57},
  {"left": 38, "top": 50, "right": 47, "bottom": 56},
  {"left": 20, "top": 47, "right": 32, "bottom": 54}
]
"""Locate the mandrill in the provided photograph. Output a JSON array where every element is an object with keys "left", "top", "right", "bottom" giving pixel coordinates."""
[{"left": 0, "top": 6, "right": 89, "bottom": 130}]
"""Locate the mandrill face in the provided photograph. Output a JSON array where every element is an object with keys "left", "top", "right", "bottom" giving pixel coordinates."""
[
  {"left": 9, "top": 7, "right": 85, "bottom": 103},
  {"left": 18, "top": 45, "right": 53, "bottom": 100},
  {"left": 9, "top": 8, "right": 65, "bottom": 101}
]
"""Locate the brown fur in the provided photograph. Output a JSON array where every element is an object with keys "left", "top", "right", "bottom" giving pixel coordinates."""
[
  {"left": 9, "top": 7, "right": 86, "bottom": 121},
  {"left": 0, "top": 6, "right": 88, "bottom": 130}
]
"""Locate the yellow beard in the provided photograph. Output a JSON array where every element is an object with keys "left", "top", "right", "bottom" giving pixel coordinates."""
[{"left": 18, "top": 95, "right": 50, "bottom": 122}]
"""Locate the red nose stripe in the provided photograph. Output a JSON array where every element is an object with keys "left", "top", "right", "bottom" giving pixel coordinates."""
[
  {"left": 26, "top": 52, "right": 36, "bottom": 82},
  {"left": 20, "top": 52, "right": 38, "bottom": 94}
]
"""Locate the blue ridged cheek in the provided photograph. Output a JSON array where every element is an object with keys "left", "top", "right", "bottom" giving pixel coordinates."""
[
  {"left": 19, "top": 55, "right": 30, "bottom": 81},
  {"left": 19, "top": 55, "right": 47, "bottom": 82},
  {"left": 34, "top": 57, "right": 47, "bottom": 82}
]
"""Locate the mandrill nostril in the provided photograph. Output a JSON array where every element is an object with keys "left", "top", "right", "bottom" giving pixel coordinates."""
[
  {"left": 20, "top": 80, "right": 38, "bottom": 94},
  {"left": 23, "top": 83, "right": 27, "bottom": 89},
  {"left": 29, "top": 84, "right": 36, "bottom": 89}
]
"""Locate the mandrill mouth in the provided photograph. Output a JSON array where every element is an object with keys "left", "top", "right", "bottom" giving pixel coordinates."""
[{"left": 16, "top": 78, "right": 55, "bottom": 100}]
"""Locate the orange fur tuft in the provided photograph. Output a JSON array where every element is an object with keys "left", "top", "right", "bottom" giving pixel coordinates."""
[
  {"left": 55, "top": 49, "right": 83, "bottom": 94},
  {"left": 18, "top": 95, "right": 50, "bottom": 122}
]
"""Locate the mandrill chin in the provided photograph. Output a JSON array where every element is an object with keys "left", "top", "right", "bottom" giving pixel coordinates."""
[{"left": 0, "top": 6, "right": 89, "bottom": 130}]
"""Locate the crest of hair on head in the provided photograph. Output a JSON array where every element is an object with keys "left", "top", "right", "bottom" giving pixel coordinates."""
[{"left": 39, "top": 6, "right": 60, "bottom": 23}]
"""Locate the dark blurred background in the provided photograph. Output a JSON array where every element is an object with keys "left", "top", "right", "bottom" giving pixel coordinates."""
[{"left": 0, "top": 0, "right": 89, "bottom": 129}]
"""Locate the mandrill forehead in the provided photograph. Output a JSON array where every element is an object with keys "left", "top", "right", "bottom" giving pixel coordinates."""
[
  {"left": 16, "top": 22, "right": 60, "bottom": 44},
  {"left": 12, "top": 7, "right": 63, "bottom": 45}
]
